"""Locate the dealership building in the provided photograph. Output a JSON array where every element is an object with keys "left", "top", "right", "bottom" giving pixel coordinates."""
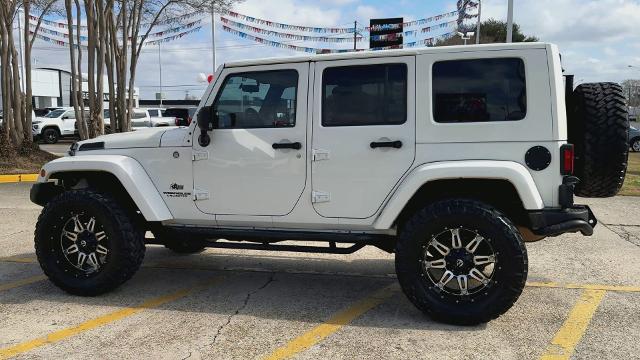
[{"left": 0, "top": 67, "right": 138, "bottom": 110}]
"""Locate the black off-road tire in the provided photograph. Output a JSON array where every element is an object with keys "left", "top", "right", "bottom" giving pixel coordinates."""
[
  {"left": 41, "top": 127, "right": 60, "bottom": 144},
  {"left": 153, "top": 228, "right": 206, "bottom": 254},
  {"left": 395, "top": 199, "right": 527, "bottom": 325},
  {"left": 568, "top": 82, "right": 629, "bottom": 197},
  {"left": 34, "top": 190, "right": 145, "bottom": 296}
]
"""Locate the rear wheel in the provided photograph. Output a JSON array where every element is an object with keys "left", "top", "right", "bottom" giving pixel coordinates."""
[
  {"left": 632, "top": 138, "right": 640, "bottom": 152},
  {"left": 35, "top": 190, "right": 145, "bottom": 296},
  {"left": 568, "top": 82, "right": 629, "bottom": 197},
  {"left": 41, "top": 127, "right": 60, "bottom": 144},
  {"left": 395, "top": 199, "right": 527, "bottom": 325}
]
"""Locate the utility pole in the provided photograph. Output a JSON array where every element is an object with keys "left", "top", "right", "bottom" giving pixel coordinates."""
[
  {"left": 475, "top": 0, "right": 482, "bottom": 44},
  {"left": 211, "top": 8, "right": 216, "bottom": 73},
  {"left": 158, "top": 43, "right": 163, "bottom": 107},
  {"left": 353, "top": 21, "right": 357, "bottom": 51},
  {"left": 506, "top": 0, "right": 514, "bottom": 43}
]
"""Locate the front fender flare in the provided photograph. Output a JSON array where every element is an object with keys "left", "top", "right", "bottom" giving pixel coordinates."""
[
  {"left": 38, "top": 155, "right": 173, "bottom": 221},
  {"left": 373, "top": 160, "right": 544, "bottom": 230}
]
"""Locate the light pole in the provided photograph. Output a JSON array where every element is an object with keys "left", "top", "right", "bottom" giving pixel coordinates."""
[
  {"left": 475, "top": 0, "right": 482, "bottom": 44},
  {"left": 506, "top": 0, "right": 514, "bottom": 43},
  {"left": 211, "top": 8, "right": 216, "bottom": 74},
  {"left": 158, "top": 43, "right": 163, "bottom": 108},
  {"left": 457, "top": 31, "right": 475, "bottom": 45}
]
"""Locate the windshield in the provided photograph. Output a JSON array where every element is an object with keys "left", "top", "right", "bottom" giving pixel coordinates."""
[{"left": 44, "top": 109, "right": 66, "bottom": 118}]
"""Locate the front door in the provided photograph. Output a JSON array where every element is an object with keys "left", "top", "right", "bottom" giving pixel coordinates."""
[
  {"left": 193, "top": 63, "right": 309, "bottom": 216},
  {"left": 311, "top": 56, "right": 416, "bottom": 219}
]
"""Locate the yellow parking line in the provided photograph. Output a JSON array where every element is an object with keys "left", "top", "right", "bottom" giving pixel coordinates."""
[
  {"left": 0, "top": 277, "right": 221, "bottom": 360},
  {"left": 264, "top": 283, "right": 399, "bottom": 360},
  {"left": 527, "top": 281, "right": 640, "bottom": 293},
  {"left": 539, "top": 289, "right": 606, "bottom": 360},
  {"left": 0, "top": 275, "right": 46, "bottom": 292},
  {"left": 0, "top": 257, "right": 37, "bottom": 264},
  {"left": 0, "top": 174, "right": 38, "bottom": 183}
]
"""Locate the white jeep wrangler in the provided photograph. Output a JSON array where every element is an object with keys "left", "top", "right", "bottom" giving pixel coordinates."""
[{"left": 30, "top": 43, "right": 629, "bottom": 325}]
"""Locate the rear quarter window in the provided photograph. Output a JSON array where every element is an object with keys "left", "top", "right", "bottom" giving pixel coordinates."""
[{"left": 432, "top": 58, "right": 526, "bottom": 123}]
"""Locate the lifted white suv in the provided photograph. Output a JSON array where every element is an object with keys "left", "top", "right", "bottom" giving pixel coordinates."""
[{"left": 30, "top": 43, "right": 629, "bottom": 325}]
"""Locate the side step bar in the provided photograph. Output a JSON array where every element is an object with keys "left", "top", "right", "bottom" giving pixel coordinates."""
[
  {"left": 147, "top": 226, "right": 397, "bottom": 254},
  {"left": 146, "top": 238, "right": 367, "bottom": 254}
]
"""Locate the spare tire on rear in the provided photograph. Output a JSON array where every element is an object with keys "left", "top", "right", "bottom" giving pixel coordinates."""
[{"left": 567, "top": 82, "right": 629, "bottom": 197}]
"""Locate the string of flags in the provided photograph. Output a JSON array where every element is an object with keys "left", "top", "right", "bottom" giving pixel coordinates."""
[
  {"left": 224, "top": 11, "right": 355, "bottom": 33},
  {"left": 223, "top": 9, "right": 465, "bottom": 34},
  {"left": 222, "top": 25, "right": 361, "bottom": 54},
  {"left": 29, "top": 25, "right": 202, "bottom": 49},
  {"left": 220, "top": 17, "right": 363, "bottom": 43}
]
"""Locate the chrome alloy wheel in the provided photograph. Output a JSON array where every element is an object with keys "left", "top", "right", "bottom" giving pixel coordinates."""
[
  {"left": 59, "top": 214, "right": 109, "bottom": 274},
  {"left": 421, "top": 227, "right": 496, "bottom": 296}
]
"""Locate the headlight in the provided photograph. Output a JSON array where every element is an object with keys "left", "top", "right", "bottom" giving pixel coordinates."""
[{"left": 32, "top": 124, "right": 39, "bottom": 129}]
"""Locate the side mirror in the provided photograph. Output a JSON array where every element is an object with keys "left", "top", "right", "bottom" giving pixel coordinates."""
[
  {"left": 61, "top": 116, "right": 69, "bottom": 120},
  {"left": 197, "top": 106, "right": 213, "bottom": 147}
]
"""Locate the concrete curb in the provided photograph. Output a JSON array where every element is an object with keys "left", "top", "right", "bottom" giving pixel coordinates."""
[{"left": 0, "top": 174, "right": 38, "bottom": 183}]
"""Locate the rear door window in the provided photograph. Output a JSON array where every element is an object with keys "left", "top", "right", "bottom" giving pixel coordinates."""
[
  {"left": 322, "top": 64, "right": 407, "bottom": 126},
  {"left": 432, "top": 58, "right": 526, "bottom": 123}
]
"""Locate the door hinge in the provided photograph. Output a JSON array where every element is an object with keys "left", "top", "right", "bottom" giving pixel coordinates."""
[
  {"left": 192, "top": 150, "right": 209, "bottom": 161},
  {"left": 312, "top": 149, "right": 330, "bottom": 161},
  {"left": 312, "top": 190, "right": 330, "bottom": 203},
  {"left": 193, "top": 189, "right": 210, "bottom": 201}
]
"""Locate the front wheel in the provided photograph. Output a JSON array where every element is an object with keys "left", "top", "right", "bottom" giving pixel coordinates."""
[
  {"left": 632, "top": 138, "right": 640, "bottom": 152},
  {"left": 395, "top": 199, "right": 527, "bottom": 325},
  {"left": 41, "top": 128, "right": 60, "bottom": 144},
  {"left": 35, "top": 190, "right": 145, "bottom": 296}
]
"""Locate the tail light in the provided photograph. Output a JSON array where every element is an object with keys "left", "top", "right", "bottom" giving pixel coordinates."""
[
  {"left": 174, "top": 117, "right": 179, "bottom": 126},
  {"left": 187, "top": 116, "right": 192, "bottom": 125},
  {"left": 560, "top": 144, "right": 574, "bottom": 175}
]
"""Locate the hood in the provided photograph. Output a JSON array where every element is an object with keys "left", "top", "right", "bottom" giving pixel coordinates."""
[{"left": 76, "top": 127, "right": 168, "bottom": 151}]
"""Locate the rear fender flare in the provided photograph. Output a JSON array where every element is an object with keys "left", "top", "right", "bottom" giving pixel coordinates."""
[{"left": 374, "top": 160, "right": 544, "bottom": 229}]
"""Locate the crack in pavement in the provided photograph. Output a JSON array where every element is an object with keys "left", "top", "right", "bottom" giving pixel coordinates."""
[
  {"left": 181, "top": 273, "right": 277, "bottom": 360},
  {"left": 601, "top": 223, "right": 640, "bottom": 248},
  {"left": 601, "top": 223, "right": 640, "bottom": 227}
]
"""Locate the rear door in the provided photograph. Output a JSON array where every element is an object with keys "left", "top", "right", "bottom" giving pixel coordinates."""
[
  {"left": 311, "top": 56, "right": 416, "bottom": 219},
  {"left": 61, "top": 110, "right": 77, "bottom": 135}
]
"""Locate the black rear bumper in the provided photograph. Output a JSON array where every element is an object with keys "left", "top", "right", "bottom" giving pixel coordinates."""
[{"left": 528, "top": 205, "right": 597, "bottom": 237}]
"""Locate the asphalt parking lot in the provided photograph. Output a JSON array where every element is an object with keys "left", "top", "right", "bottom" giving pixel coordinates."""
[{"left": 0, "top": 182, "right": 639, "bottom": 359}]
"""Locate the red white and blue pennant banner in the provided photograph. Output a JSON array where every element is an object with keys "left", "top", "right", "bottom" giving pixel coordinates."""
[
  {"left": 222, "top": 25, "right": 362, "bottom": 54},
  {"left": 220, "top": 17, "right": 362, "bottom": 43}
]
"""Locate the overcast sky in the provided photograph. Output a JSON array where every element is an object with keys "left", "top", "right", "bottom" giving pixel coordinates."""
[{"left": 27, "top": 0, "right": 640, "bottom": 100}]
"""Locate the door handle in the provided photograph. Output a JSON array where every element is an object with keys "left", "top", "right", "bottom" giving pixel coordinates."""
[
  {"left": 272, "top": 141, "right": 302, "bottom": 150},
  {"left": 370, "top": 140, "right": 402, "bottom": 149}
]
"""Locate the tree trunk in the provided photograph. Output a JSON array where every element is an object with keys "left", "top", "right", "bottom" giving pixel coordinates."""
[
  {"left": 22, "top": 0, "right": 34, "bottom": 152},
  {"left": 9, "top": 25, "right": 24, "bottom": 149},
  {"left": 74, "top": 0, "right": 88, "bottom": 139}
]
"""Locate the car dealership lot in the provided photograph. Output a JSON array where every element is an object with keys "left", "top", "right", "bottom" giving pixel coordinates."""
[{"left": 0, "top": 182, "right": 639, "bottom": 359}]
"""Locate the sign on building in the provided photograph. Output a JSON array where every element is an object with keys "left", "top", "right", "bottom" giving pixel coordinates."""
[{"left": 369, "top": 17, "right": 404, "bottom": 50}]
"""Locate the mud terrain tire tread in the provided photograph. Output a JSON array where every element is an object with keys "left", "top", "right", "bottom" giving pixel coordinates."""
[
  {"left": 568, "top": 82, "right": 629, "bottom": 197},
  {"left": 395, "top": 199, "right": 527, "bottom": 325},
  {"left": 34, "top": 190, "right": 145, "bottom": 296}
]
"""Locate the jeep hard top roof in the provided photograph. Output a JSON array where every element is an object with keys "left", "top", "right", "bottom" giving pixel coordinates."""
[{"left": 223, "top": 42, "right": 553, "bottom": 68}]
